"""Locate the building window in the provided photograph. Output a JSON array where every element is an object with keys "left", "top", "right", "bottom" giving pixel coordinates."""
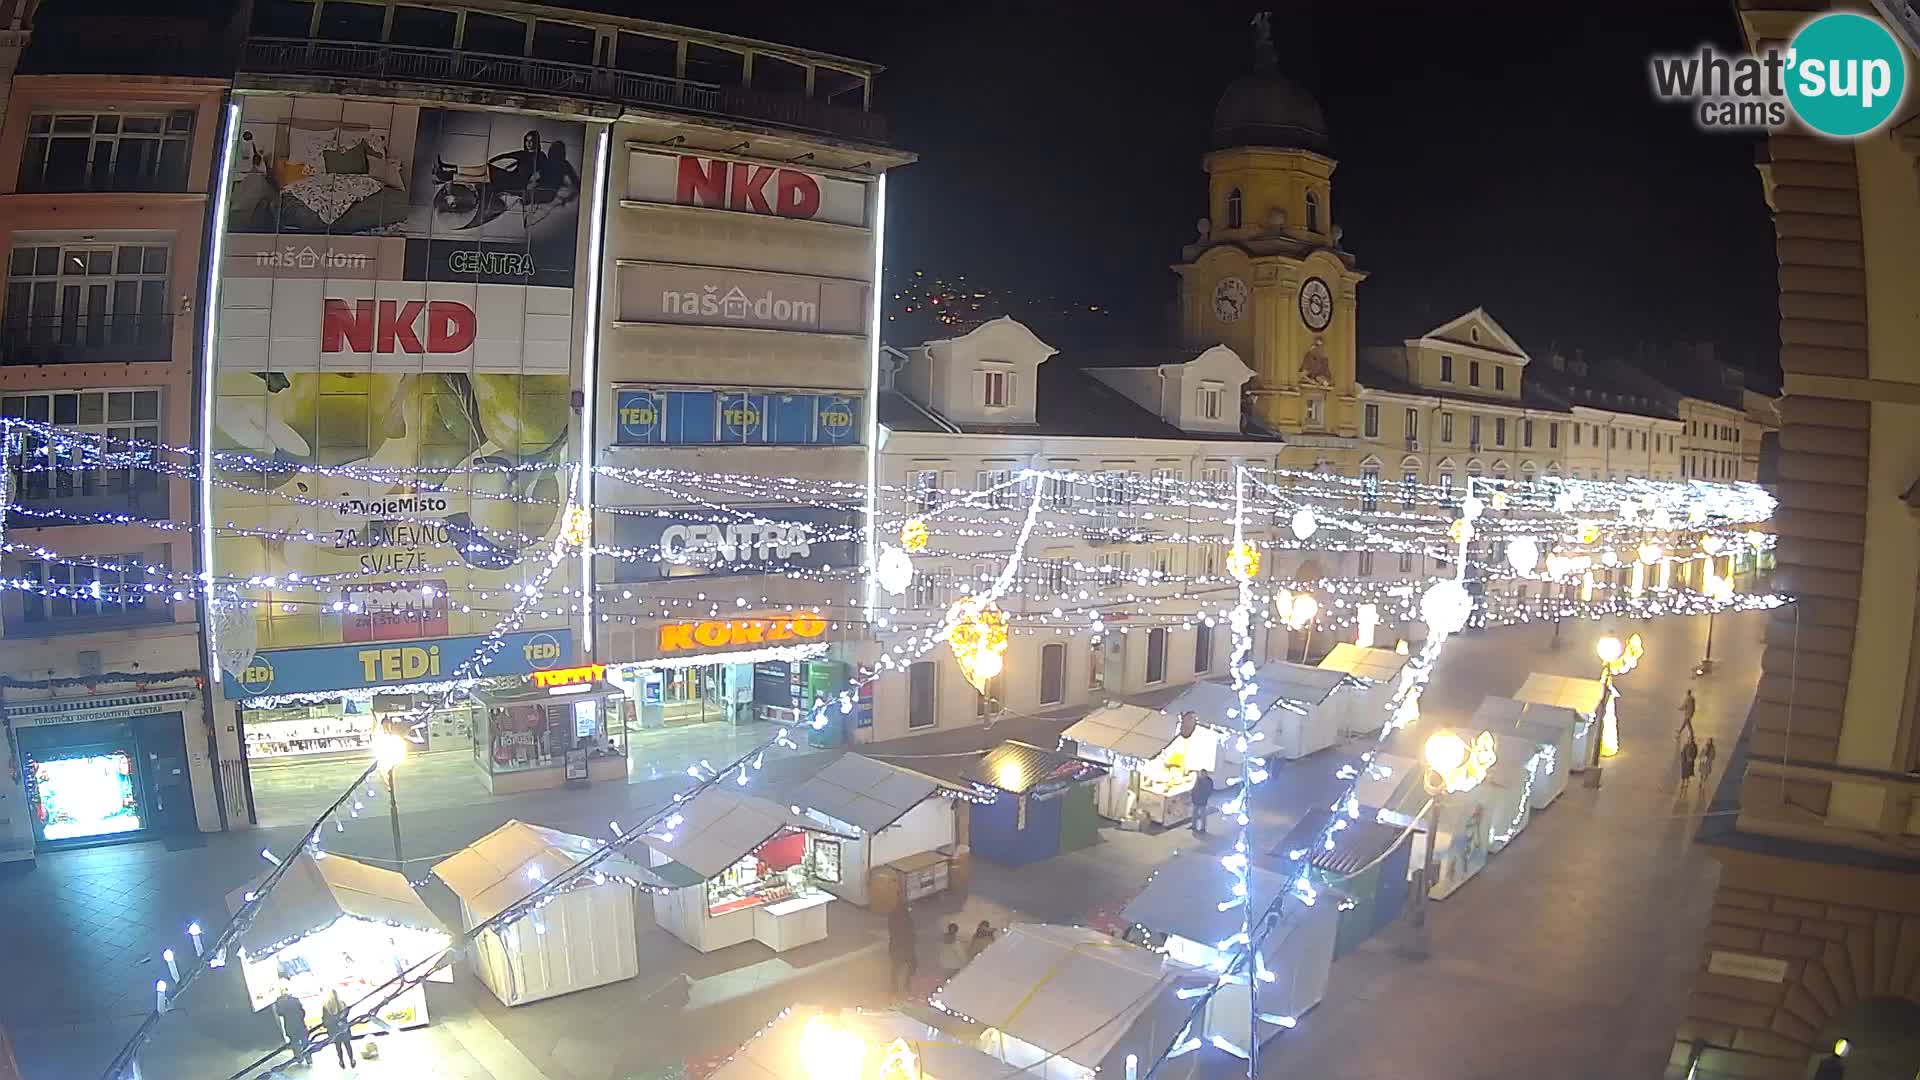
[
  {"left": 1398, "top": 550, "right": 1414, "bottom": 573},
  {"left": 1440, "top": 412, "right": 1454, "bottom": 444},
  {"left": 1194, "top": 623, "right": 1214, "bottom": 674},
  {"left": 975, "top": 675, "right": 1001, "bottom": 718},
  {"left": 1494, "top": 417, "right": 1507, "bottom": 446},
  {"left": 1470, "top": 327, "right": 1480, "bottom": 343},
  {"left": 977, "top": 468, "right": 1012, "bottom": 509},
  {"left": 1608, "top": 428, "right": 1617, "bottom": 449},
  {"left": 4, "top": 390, "right": 164, "bottom": 520},
  {"left": 1439, "top": 471, "right": 1453, "bottom": 495},
  {"left": 1151, "top": 545, "right": 1176, "bottom": 578},
  {"left": 1440, "top": 355, "right": 1454, "bottom": 383},
  {"left": 913, "top": 469, "right": 941, "bottom": 512},
  {"left": 1495, "top": 366, "right": 1506, "bottom": 391},
  {"left": 908, "top": 661, "right": 937, "bottom": 729},
  {"left": 1357, "top": 550, "right": 1374, "bottom": 576},
  {"left": 1040, "top": 643, "right": 1066, "bottom": 705},
  {"left": 1039, "top": 558, "right": 1069, "bottom": 595},
  {"left": 1401, "top": 470, "right": 1417, "bottom": 509},
  {"left": 15, "top": 550, "right": 170, "bottom": 632},
  {"left": 982, "top": 369, "right": 1011, "bottom": 408},
  {"left": 1363, "top": 403, "right": 1379, "bottom": 438},
  {"left": 1361, "top": 465, "right": 1379, "bottom": 511},
  {"left": 1405, "top": 408, "right": 1418, "bottom": 444},
  {"left": 1549, "top": 422, "right": 1560, "bottom": 449},
  {"left": 1202, "top": 463, "right": 1229, "bottom": 489},
  {"left": 1146, "top": 627, "right": 1168, "bottom": 685},
  {"left": 1042, "top": 473, "right": 1072, "bottom": 511},
  {"left": 1469, "top": 415, "right": 1482, "bottom": 448},
  {"left": 19, "top": 110, "right": 195, "bottom": 194},
  {"left": 1469, "top": 360, "right": 1481, "bottom": 387},
  {"left": 1305, "top": 191, "right": 1320, "bottom": 233},
  {"left": 1198, "top": 383, "right": 1223, "bottom": 421},
  {"left": 1304, "top": 395, "right": 1325, "bottom": 429},
  {"left": 1226, "top": 188, "right": 1243, "bottom": 229},
  {"left": 5, "top": 244, "right": 173, "bottom": 364},
  {"left": 1591, "top": 424, "right": 1599, "bottom": 445},
  {"left": 1522, "top": 419, "right": 1534, "bottom": 448},
  {"left": 1197, "top": 543, "right": 1221, "bottom": 579}
]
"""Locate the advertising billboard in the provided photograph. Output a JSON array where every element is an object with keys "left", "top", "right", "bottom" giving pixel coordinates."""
[
  {"left": 616, "top": 261, "right": 869, "bottom": 335},
  {"left": 612, "top": 387, "right": 860, "bottom": 447},
  {"left": 213, "top": 96, "right": 587, "bottom": 678},
  {"left": 609, "top": 507, "right": 858, "bottom": 583}
]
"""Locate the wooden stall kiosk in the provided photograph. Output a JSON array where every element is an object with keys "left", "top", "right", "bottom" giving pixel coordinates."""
[
  {"left": 790, "top": 753, "right": 964, "bottom": 912},
  {"left": 961, "top": 742, "right": 1106, "bottom": 867},
  {"left": 1471, "top": 696, "right": 1577, "bottom": 808},
  {"left": 1482, "top": 732, "right": 1540, "bottom": 852},
  {"left": 710, "top": 1006, "right": 1009, "bottom": 1080},
  {"left": 932, "top": 923, "right": 1211, "bottom": 1080},
  {"left": 642, "top": 788, "right": 854, "bottom": 954},
  {"left": 1162, "top": 661, "right": 1350, "bottom": 765},
  {"left": 226, "top": 852, "right": 450, "bottom": 1035},
  {"left": 1060, "top": 703, "right": 1219, "bottom": 825},
  {"left": 1286, "top": 810, "right": 1414, "bottom": 959},
  {"left": 433, "top": 820, "right": 649, "bottom": 1006},
  {"left": 1316, "top": 644, "right": 1411, "bottom": 737},
  {"left": 1512, "top": 673, "right": 1606, "bottom": 771}
]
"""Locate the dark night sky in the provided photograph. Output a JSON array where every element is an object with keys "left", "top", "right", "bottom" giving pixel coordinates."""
[{"left": 632, "top": 1, "right": 1781, "bottom": 378}]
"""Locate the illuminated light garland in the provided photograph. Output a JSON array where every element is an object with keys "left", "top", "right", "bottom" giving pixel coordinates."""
[
  {"left": 899, "top": 517, "right": 929, "bottom": 552},
  {"left": 945, "top": 595, "right": 1009, "bottom": 693},
  {"left": 1227, "top": 542, "right": 1261, "bottom": 582}
]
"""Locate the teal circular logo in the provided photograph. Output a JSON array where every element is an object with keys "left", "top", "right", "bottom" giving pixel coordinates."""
[{"left": 1786, "top": 13, "right": 1907, "bottom": 137}]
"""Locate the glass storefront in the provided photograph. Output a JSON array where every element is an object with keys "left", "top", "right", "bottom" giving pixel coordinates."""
[
  {"left": 471, "top": 680, "right": 630, "bottom": 784},
  {"left": 242, "top": 696, "right": 479, "bottom": 762}
]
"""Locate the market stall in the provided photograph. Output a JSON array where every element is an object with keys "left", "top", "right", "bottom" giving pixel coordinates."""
[
  {"left": 1162, "top": 661, "right": 1350, "bottom": 765},
  {"left": 1316, "top": 644, "right": 1411, "bottom": 738},
  {"left": 1121, "top": 850, "right": 1336, "bottom": 1043},
  {"left": 1348, "top": 748, "right": 1497, "bottom": 901},
  {"left": 932, "top": 923, "right": 1212, "bottom": 1080},
  {"left": 1512, "top": 673, "right": 1606, "bottom": 771},
  {"left": 710, "top": 1006, "right": 1008, "bottom": 1080},
  {"left": 226, "top": 852, "right": 450, "bottom": 1035},
  {"left": 470, "top": 667, "right": 630, "bottom": 794},
  {"left": 1060, "top": 703, "right": 1220, "bottom": 825},
  {"left": 1293, "top": 811, "right": 1413, "bottom": 959},
  {"left": 960, "top": 742, "right": 1107, "bottom": 867},
  {"left": 433, "top": 820, "right": 657, "bottom": 1006},
  {"left": 790, "top": 754, "right": 962, "bottom": 910},
  {"left": 1482, "top": 733, "right": 1539, "bottom": 852},
  {"left": 641, "top": 787, "right": 854, "bottom": 954},
  {"left": 1472, "top": 696, "right": 1576, "bottom": 808}
]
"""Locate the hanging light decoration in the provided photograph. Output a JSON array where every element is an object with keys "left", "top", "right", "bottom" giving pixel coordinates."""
[
  {"left": 559, "top": 505, "right": 592, "bottom": 548},
  {"left": 1637, "top": 542, "right": 1664, "bottom": 566},
  {"left": 1448, "top": 518, "right": 1474, "bottom": 546},
  {"left": 1490, "top": 491, "right": 1509, "bottom": 511},
  {"left": 873, "top": 545, "right": 914, "bottom": 596},
  {"left": 946, "top": 595, "right": 1009, "bottom": 693},
  {"left": 1289, "top": 508, "right": 1318, "bottom": 541},
  {"left": 1506, "top": 536, "right": 1540, "bottom": 574},
  {"left": 1577, "top": 522, "right": 1602, "bottom": 545},
  {"left": 1227, "top": 542, "right": 1261, "bottom": 582},
  {"left": 899, "top": 518, "right": 929, "bottom": 553},
  {"left": 1461, "top": 494, "right": 1485, "bottom": 521},
  {"left": 1420, "top": 579, "right": 1472, "bottom": 637},
  {"left": 1701, "top": 534, "right": 1725, "bottom": 555}
]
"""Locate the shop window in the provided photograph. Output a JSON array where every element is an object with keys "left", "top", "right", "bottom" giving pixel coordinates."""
[
  {"left": 388, "top": 5, "right": 455, "bottom": 47},
  {"left": 13, "top": 549, "right": 169, "bottom": 633},
  {"left": 1040, "top": 643, "right": 1066, "bottom": 705},
  {"left": 1194, "top": 623, "right": 1214, "bottom": 675},
  {"left": 19, "top": 111, "right": 194, "bottom": 193},
  {"left": 1146, "top": 627, "right": 1168, "bottom": 685},
  {"left": 3, "top": 389, "right": 164, "bottom": 521},
  {"left": 612, "top": 388, "right": 861, "bottom": 448},
  {"left": 908, "top": 661, "right": 936, "bottom": 729}
]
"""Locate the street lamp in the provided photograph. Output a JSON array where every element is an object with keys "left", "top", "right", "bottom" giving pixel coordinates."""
[
  {"left": 1409, "top": 730, "right": 1496, "bottom": 955},
  {"left": 371, "top": 726, "right": 409, "bottom": 877}
]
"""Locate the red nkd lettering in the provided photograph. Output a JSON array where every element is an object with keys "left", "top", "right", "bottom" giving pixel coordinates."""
[
  {"left": 776, "top": 169, "right": 821, "bottom": 219},
  {"left": 673, "top": 156, "right": 823, "bottom": 221},
  {"left": 322, "top": 299, "right": 476, "bottom": 354},
  {"left": 675, "top": 155, "right": 727, "bottom": 208}
]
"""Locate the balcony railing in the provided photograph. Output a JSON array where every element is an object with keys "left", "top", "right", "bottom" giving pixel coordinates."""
[
  {"left": 7, "top": 485, "right": 169, "bottom": 528},
  {"left": 240, "top": 38, "right": 888, "bottom": 144},
  {"left": 0, "top": 314, "right": 174, "bottom": 366}
]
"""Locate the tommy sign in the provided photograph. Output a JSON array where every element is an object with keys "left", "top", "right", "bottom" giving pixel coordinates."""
[{"left": 626, "top": 150, "right": 871, "bottom": 228}]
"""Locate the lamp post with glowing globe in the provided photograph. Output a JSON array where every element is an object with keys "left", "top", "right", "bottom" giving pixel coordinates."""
[{"left": 371, "top": 726, "right": 409, "bottom": 876}]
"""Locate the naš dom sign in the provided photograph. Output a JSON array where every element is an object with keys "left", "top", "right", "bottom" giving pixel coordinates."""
[{"left": 658, "top": 611, "right": 829, "bottom": 653}]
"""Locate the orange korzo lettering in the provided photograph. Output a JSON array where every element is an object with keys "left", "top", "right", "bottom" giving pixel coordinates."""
[{"left": 657, "top": 611, "right": 829, "bottom": 653}]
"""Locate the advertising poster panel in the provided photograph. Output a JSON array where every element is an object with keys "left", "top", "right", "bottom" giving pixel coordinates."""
[{"left": 214, "top": 95, "right": 585, "bottom": 677}]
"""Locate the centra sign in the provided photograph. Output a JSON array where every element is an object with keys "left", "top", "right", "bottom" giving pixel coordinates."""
[{"left": 658, "top": 611, "right": 828, "bottom": 653}]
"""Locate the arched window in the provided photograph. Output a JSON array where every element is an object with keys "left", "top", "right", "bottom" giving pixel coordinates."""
[
  {"left": 1305, "top": 191, "right": 1320, "bottom": 233},
  {"left": 1226, "top": 188, "right": 1243, "bottom": 229}
]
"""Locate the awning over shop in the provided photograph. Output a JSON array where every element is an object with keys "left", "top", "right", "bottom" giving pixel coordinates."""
[
  {"left": 433, "top": 820, "right": 666, "bottom": 923},
  {"left": 226, "top": 851, "right": 443, "bottom": 957},
  {"left": 712, "top": 1006, "right": 1007, "bottom": 1080},
  {"left": 1060, "top": 702, "right": 1184, "bottom": 762},
  {"left": 1317, "top": 643, "right": 1409, "bottom": 684},
  {"left": 1121, "top": 850, "right": 1287, "bottom": 946},
  {"left": 789, "top": 754, "right": 949, "bottom": 835},
  {"left": 932, "top": 923, "right": 1206, "bottom": 1071},
  {"left": 641, "top": 787, "right": 853, "bottom": 880},
  {"left": 1512, "top": 673, "right": 1606, "bottom": 716},
  {"left": 961, "top": 741, "right": 1108, "bottom": 796}
]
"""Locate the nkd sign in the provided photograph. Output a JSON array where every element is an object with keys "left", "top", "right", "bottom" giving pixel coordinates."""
[
  {"left": 626, "top": 150, "right": 871, "bottom": 228},
  {"left": 323, "top": 298, "right": 476, "bottom": 354}
]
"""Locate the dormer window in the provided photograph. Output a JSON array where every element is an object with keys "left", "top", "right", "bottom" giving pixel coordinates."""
[
  {"left": 1197, "top": 382, "right": 1224, "bottom": 421},
  {"left": 982, "top": 368, "right": 1011, "bottom": 408},
  {"left": 1305, "top": 191, "right": 1320, "bottom": 233},
  {"left": 1470, "top": 327, "right": 1480, "bottom": 343},
  {"left": 1226, "top": 188, "right": 1243, "bottom": 229}
]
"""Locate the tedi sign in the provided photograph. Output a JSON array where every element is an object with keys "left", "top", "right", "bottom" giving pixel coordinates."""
[{"left": 322, "top": 298, "right": 478, "bottom": 354}]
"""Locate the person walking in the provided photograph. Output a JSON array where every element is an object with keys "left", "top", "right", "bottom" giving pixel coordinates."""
[
  {"left": 1190, "top": 769, "right": 1215, "bottom": 836},
  {"left": 1677, "top": 735, "right": 1699, "bottom": 798},
  {"left": 1676, "top": 689, "right": 1697, "bottom": 742},
  {"left": 939, "top": 922, "right": 968, "bottom": 975},
  {"left": 1698, "top": 737, "right": 1718, "bottom": 791},
  {"left": 967, "top": 920, "right": 996, "bottom": 961},
  {"left": 320, "top": 989, "right": 355, "bottom": 1069},
  {"left": 887, "top": 904, "right": 918, "bottom": 995},
  {"left": 271, "top": 986, "right": 311, "bottom": 1067}
]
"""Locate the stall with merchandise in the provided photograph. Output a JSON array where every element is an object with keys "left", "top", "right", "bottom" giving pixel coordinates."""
[
  {"left": 470, "top": 665, "right": 630, "bottom": 794},
  {"left": 434, "top": 820, "right": 655, "bottom": 1006},
  {"left": 1060, "top": 703, "right": 1220, "bottom": 825},
  {"left": 642, "top": 788, "right": 854, "bottom": 954},
  {"left": 1316, "top": 644, "right": 1411, "bottom": 737},
  {"left": 790, "top": 754, "right": 962, "bottom": 910},
  {"left": 709, "top": 1006, "right": 1009, "bottom": 1080},
  {"left": 932, "top": 923, "right": 1211, "bottom": 1080},
  {"left": 1472, "top": 697, "right": 1576, "bottom": 808},
  {"left": 226, "top": 852, "right": 450, "bottom": 1035},
  {"left": 1511, "top": 673, "right": 1605, "bottom": 771},
  {"left": 1121, "top": 851, "right": 1337, "bottom": 1043},
  {"left": 960, "top": 742, "right": 1107, "bottom": 867},
  {"left": 1162, "top": 661, "right": 1350, "bottom": 765}
]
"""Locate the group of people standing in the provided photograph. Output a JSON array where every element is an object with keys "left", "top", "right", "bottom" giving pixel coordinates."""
[
  {"left": 270, "top": 986, "right": 358, "bottom": 1070},
  {"left": 888, "top": 906, "right": 998, "bottom": 994}
]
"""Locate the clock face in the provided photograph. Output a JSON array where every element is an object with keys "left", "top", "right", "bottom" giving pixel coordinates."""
[
  {"left": 1299, "top": 277, "right": 1334, "bottom": 332},
  {"left": 1212, "top": 277, "right": 1249, "bottom": 324}
]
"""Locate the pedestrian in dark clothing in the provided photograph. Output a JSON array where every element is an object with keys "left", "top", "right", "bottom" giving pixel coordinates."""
[
  {"left": 1190, "top": 770, "right": 1215, "bottom": 835},
  {"left": 887, "top": 905, "right": 917, "bottom": 994},
  {"left": 967, "top": 920, "right": 995, "bottom": 960},
  {"left": 271, "top": 987, "right": 310, "bottom": 1066},
  {"left": 1678, "top": 736, "right": 1698, "bottom": 798},
  {"left": 1676, "top": 689, "right": 1697, "bottom": 742},
  {"left": 320, "top": 989, "right": 354, "bottom": 1069},
  {"left": 1698, "top": 738, "right": 1718, "bottom": 791}
]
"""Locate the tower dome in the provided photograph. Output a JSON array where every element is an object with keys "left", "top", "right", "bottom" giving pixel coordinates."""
[{"left": 1211, "top": 13, "right": 1328, "bottom": 154}]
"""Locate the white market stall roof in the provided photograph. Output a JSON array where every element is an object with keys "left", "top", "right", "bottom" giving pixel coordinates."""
[
  {"left": 1317, "top": 643, "right": 1410, "bottom": 683},
  {"left": 1472, "top": 696, "right": 1582, "bottom": 736},
  {"left": 1165, "top": 662, "right": 1346, "bottom": 726},
  {"left": 933, "top": 923, "right": 1206, "bottom": 1069},
  {"left": 1061, "top": 702, "right": 1184, "bottom": 762},
  {"left": 1120, "top": 850, "right": 1288, "bottom": 946},
  {"left": 789, "top": 754, "right": 949, "bottom": 835},
  {"left": 433, "top": 820, "right": 665, "bottom": 923},
  {"left": 1513, "top": 673, "right": 1606, "bottom": 716},
  {"left": 1350, "top": 752, "right": 1424, "bottom": 815},
  {"left": 643, "top": 787, "right": 853, "bottom": 880},
  {"left": 713, "top": 1007, "right": 1007, "bottom": 1080},
  {"left": 226, "top": 851, "right": 442, "bottom": 957}
]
